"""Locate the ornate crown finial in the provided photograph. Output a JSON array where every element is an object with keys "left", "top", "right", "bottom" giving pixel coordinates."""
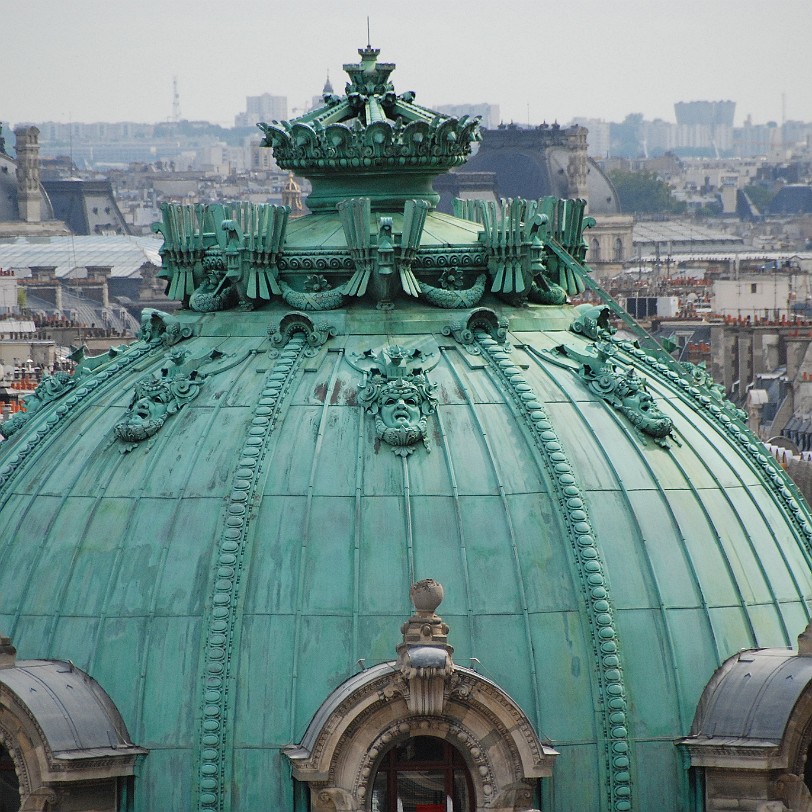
[{"left": 257, "top": 47, "right": 481, "bottom": 211}]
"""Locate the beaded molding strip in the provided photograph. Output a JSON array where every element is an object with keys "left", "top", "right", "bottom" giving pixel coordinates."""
[
  {"left": 476, "top": 331, "right": 633, "bottom": 812},
  {"left": 196, "top": 335, "right": 306, "bottom": 811}
]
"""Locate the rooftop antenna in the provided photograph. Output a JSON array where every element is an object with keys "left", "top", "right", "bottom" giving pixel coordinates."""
[{"left": 367, "top": 16, "right": 372, "bottom": 48}]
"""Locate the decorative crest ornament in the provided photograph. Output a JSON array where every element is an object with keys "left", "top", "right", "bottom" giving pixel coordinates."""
[
  {"left": 569, "top": 303, "right": 617, "bottom": 341},
  {"left": 257, "top": 46, "right": 480, "bottom": 215},
  {"left": 443, "top": 307, "right": 510, "bottom": 354},
  {"left": 680, "top": 359, "right": 747, "bottom": 421},
  {"left": 268, "top": 312, "right": 337, "bottom": 356},
  {"left": 114, "top": 347, "right": 257, "bottom": 451},
  {"left": 0, "top": 371, "right": 75, "bottom": 439},
  {"left": 138, "top": 308, "right": 194, "bottom": 346},
  {"left": 549, "top": 339, "right": 678, "bottom": 449},
  {"left": 352, "top": 345, "right": 439, "bottom": 455}
]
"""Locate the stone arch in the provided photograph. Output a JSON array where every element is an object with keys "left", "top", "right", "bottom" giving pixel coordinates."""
[
  {"left": 680, "top": 628, "right": 812, "bottom": 811},
  {"left": 0, "top": 703, "right": 59, "bottom": 812},
  {"left": 285, "top": 665, "right": 555, "bottom": 812},
  {"left": 284, "top": 581, "right": 556, "bottom": 812},
  {"left": 0, "top": 723, "right": 27, "bottom": 810}
]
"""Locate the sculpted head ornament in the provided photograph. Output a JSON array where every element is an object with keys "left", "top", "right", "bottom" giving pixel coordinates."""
[
  {"left": 114, "top": 370, "right": 202, "bottom": 445},
  {"left": 354, "top": 345, "right": 439, "bottom": 456}
]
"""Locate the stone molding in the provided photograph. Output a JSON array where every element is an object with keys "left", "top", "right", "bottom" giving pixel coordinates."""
[{"left": 284, "top": 663, "right": 556, "bottom": 812}]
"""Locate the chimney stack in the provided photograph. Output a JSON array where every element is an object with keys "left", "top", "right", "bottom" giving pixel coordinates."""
[{"left": 14, "top": 126, "right": 41, "bottom": 223}]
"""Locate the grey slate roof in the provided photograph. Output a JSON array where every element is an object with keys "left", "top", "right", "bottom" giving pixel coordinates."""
[
  {"left": 0, "top": 235, "right": 160, "bottom": 278},
  {"left": 691, "top": 648, "right": 812, "bottom": 742},
  {"left": 0, "top": 659, "right": 141, "bottom": 757}
]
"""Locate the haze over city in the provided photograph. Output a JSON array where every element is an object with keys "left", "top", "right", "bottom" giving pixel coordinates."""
[{"left": 5, "top": 0, "right": 811, "bottom": 129}]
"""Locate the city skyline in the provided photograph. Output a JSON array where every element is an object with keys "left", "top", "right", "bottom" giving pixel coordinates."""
[{"left": 4, "top": 0, "right": 811, "bottom": 129}]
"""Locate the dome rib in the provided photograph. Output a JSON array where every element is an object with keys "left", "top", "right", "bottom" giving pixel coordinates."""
[
  {"left": 632, "top": 345, "right": 812, "bottom": 614},
  {"left": 196, "top": 334, "right": 308, "bottom": 812},
  {"left": 443, "top": 345, "right": 543, "bottom": 732},
  {"left": 523, "top": 342, "right": 694, "bottom": 731},
  {"left": 474, "top": 330, "right": 632, "bottom": 812},
  {"left": 434, "top": 350, "right": 477, "bottom": 659},
  {"left": 0, "top": 340, "right": 155, "bottom": 499},
  {"left": 350, "top": 368, "right": 366, "bottom": 668},
  {"left": 3, "top": 341, "right": 156, "bottom": 647},
  {"left": 628, "top": 344, "right": 812, "bottom": 559},
  {"left": 289, "top": 346, "right": 347, "bottom": 743},
  {"left": 127, "top": 341, "right": 265, "bottom": 751}
]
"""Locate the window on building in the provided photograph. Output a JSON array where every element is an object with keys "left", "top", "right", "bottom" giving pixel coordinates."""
[
  {"left": 590, "top": 238, "right": 601, "bottom": 262},
  {"left": 751, "top": 283, "right": 758, "bottom": 294},
  {"left": 0, "top": 744, "right": 20, "bottom": 812},
  {"left": 613, "top": 238, "right": 624, "bottom": 262},
  {"left": 371, "top": 737, "right": 474, "bottom": 812}
]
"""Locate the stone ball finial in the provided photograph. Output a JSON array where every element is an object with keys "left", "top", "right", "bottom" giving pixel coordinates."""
[{"left": 410, "top": 579, "right": 444, "bottom": 614}]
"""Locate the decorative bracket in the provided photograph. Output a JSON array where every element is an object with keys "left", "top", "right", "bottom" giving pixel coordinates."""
[
  {"left": 268, "top": 312, "right": 338, "bottom": 356},
  {"left": 139, "top": 308, "right": 194, "bottom": 347},
  {"left": 443, "top": 307, "right": 509, "bottom": 354},
  {"left": 569, "top": 303, "right": 617, "bottom": 342}
]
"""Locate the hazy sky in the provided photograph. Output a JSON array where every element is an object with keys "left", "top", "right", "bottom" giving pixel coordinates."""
[{"left": 4, "top": 0, "right": 811, "bottom": 129}]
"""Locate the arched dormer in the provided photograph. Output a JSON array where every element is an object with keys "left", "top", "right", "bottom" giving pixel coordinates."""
[
  {"left": 0, "top": 634, "right": 145, "bottom": 812},
  {"left": 284, "top": 580, "right": 556, "bottom": 812},
  {"left": 680, "top": 621, "right": 812, "bottom": 811}
]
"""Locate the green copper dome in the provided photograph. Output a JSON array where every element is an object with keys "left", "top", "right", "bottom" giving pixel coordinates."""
[{"left": 2, "top": 47, "right": 812, "bottom": 812}]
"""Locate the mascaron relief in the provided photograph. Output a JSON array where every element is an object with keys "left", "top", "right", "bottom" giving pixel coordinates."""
[
  {"left": 114, "top": 346, "right": 256, "bottom": 451},
  {"left": 351, "top": 345, "right": 439, "bottom": 456},
  {"left": 549, "top": 337, "right": 678, "bottom": 449},
  {"left": 114, "top": 349, "right": 203, "bottom": 445}
]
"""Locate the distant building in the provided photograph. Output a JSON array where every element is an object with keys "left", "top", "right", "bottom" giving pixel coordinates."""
[
  {"left": 42, "top": 179, "right": 130, "bottom": 235},
  {"left": 769, "top": 185, "right": 812, "bottom": 215},
  {"left": 451, "top": 122, "right": 619, "bottom": 215},
  {"left": 435, "top": 122, "right": 632, "bottom": 278},
  {"left": 712, "top": 275, "right": 793, "bottom": 320},
  {"left": 309, "top": 73, "right": 335, "bottom": 112},
  {"left": 235, "top": 94, "right": 288, "bottom": 127},
  {"left": 572, "top": 117, "right": 611, "bottom": 158},
  {"left": 674, "top": 100, "right": 736, "bottom": 128},
  {"left": 434, "top": 103, "right": 500, "bottom": 130}
]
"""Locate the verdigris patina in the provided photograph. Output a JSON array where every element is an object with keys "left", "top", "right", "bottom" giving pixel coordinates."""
[{"left": 114, "top": 346, "right": 257, "bottom": 450}]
